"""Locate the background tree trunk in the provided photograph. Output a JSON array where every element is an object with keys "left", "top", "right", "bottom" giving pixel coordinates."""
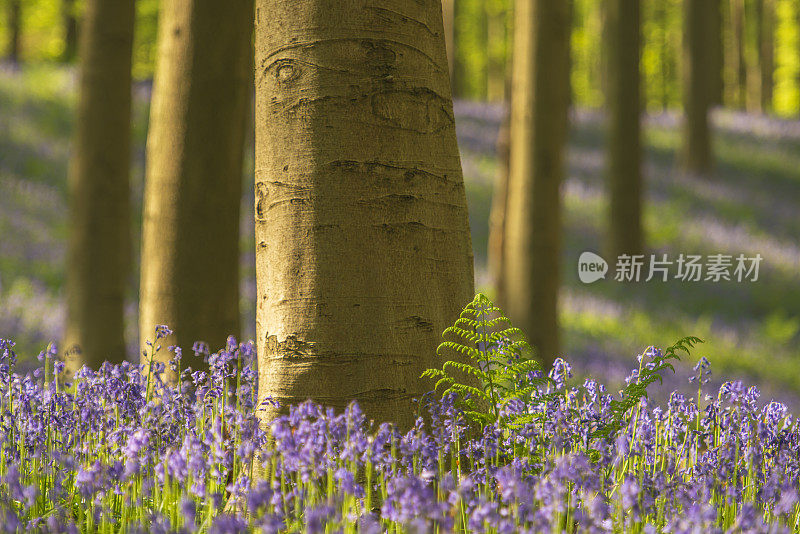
[
  {"left": 731, "top": 0, "right": 747, "bottom": 108},
  {"left": 254, "top": 0, "right": 474, "bottom": 429},
  {"left": 64, "top": 0, "right": 135, "bottom": 373},
  {"left": 656, "top": 0, "right": 670, "bottom": 111},
  {"left": 7, "top": 0, "right": 21, "bottom": 64},
  {"left": 682, "top": 0, "right": 713, "bottom": 175},
  {"left": 607, "top": 0, "right": 643, "bottom": 258},
  {"left": 710, "top": 0, "right": 725, "bottom": 106},
  {"left": 504, "top": 0, "right": 571, "bottom": 370},
  {"left": 139, "top": 0, "right": 253, "bottom": 370},
  {"left": 757, "top": 0, "right": 774, "bottom": 112},
  {"left": 488, "top": 83, "right": 511, "bottom": 309},
  {"left": 61, "top": 0, "right": 79, "bottom": 63}
]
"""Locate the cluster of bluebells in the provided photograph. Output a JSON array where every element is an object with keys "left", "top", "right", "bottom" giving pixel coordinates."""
[{"left": 0, "top": 329, "right": 800, "bottom": 533}]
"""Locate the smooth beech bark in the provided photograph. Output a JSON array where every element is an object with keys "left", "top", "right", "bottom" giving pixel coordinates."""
[
  {"left": 607, "top": 0, "right": 643, "bottom": 257},
  {"left": 254, "top": 0, "right": 474, "bottom": 429},
  {"left": 64, "top": 0, "right": 135, "bottom": 373},
  {"left": 504, "top": 0, "right": 571, "bottom": 370},
  {"left": 139, "top": 0, "right": 253, "bottom": 372}
]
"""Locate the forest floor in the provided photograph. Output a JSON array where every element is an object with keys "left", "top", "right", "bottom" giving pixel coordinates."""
[{"left": 1, "top": 65, "right": 799, "bottom": 410}]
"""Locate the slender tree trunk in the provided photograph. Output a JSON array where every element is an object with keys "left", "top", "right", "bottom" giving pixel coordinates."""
[
  {"left": 607, "top": 0, "right": 643, "bottom": 257},
  {"left": 600, "top": 0, "right": 611, "bottom": 107},
  {"left": 722, "top": 0, "right": 736, "bottom": 106},
  {"left": 731, "top": 0, "right": 747, "bottom": 108},
  {"left": 682, "top": 0, "right": 713, "bottom": 175},
  {"left": 504, "top": 0, "right": 571, "bottom": 370},
  {"left": 488, "top": 81, "right": 511, "bottom": 309},
  {"left": 710, "top": 0, "right": 724, "bottom": 106},
  {"left": 744, "top": 0, "right": 760, "bottom": 111},
  {"left": 61, "top": 0, "right": 79, "bottom": 63},
  {"left": 656, "top": 0, "right": 669, "bottom": 111},
  {"left": 757, "top": 0, "right": 774, "bottom": 112},
  {"left": 7, "top": 0, "right": 21, "bottom": 64},
  {"left": 64, "top": 0, "right": 135, "bottom": 373},
  {"left": 139, "top": 0, "right": 252, "bottom": 371},
  {"left": 254, "top": 0, "right": 474, "bottom": 429}
]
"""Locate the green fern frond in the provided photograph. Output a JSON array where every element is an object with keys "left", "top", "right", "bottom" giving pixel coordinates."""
[
  {"left": 434, "top": 377, "right": 455, "bottom": 391},
  {"left": 440, "top": 326, "right": 481, "bottom": 344},
  {"left": 448, "top": 383, "right": 492, "bottom": 404},
  {"left": 424, "top": 293, "right": 553, "bottom": 429},
  {"left": 590, "top": 337, "right": 702, "bottom": 440},
  {"left": 443, "top": 361, "right": 491, "bottom": 383},
  {"left": 436, "top": 342, "right": 483, "bottom": 362},
  {"left": 421, "top": 368, "right": 446, "bottom": 380}
]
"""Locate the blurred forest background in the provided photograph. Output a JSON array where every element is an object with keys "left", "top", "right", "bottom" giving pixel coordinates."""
[{"left": 1, "top": 0, "right": 799, "bottom": 407}]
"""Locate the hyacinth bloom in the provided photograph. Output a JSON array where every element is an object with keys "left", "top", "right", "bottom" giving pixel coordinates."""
[{"left": 0, "top": 330, "right": 799, "bottom": 533}]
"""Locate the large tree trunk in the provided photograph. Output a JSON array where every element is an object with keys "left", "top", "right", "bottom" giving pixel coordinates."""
[
  {"left": 757, "top": 0, "right": 774, "bottom": 112},
  {"left": 61, "top": 0, "right": 79, "bottom": 63},
  {"left": 139, "top": 0, "right": 252, "bottom": 371},
  {"left": 7, "top": 0, "right": 21, "bottom": 64},
  {"left": 254, "top": 0, "right": 474, "bottom": 429},
  {"left": 607, "top": 0, "right": 643, "bottom": 257},
  {"left": 504, "top": 0, "right": 571, "bottom": 370},
  {"left": 682, "top": 0, "right": 713, "bottom": 175},
  {"left": 64, "top": 0, "right": 135, "bottom": 373}
]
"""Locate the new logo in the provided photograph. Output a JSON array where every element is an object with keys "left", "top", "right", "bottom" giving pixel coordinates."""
[{"left": 578, "top": 251, "right": 608, "bottom": 284}]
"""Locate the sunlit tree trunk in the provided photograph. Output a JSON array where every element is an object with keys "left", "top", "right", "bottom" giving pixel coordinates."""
[
  {"left": 61, "top": 0, "right": 79, "bottom": 63},
  {"left": 600, "top": 0, "right": 611, "bottom": 106},
  {"left": 607, "top": 0, "right": 643, "bottom": 257},
  {"left": 504, "top": 0, "right": 571, "bottom": 370},
  {"left": 722, "top": 0, "right": 734, "bottom": 105},
  {"left": 731, "top": 0, "right": 747, "bottom": 108},
  {"left": 710, "top": 0, "right": 724, "bottom": 106},
  {"left": 254, "top": 0, "right": 474, "bottom": 429},
  {"left": 682, "top": 0, "right": 713, "bottom": 174},
  {"left": 488, "top": 81, "right": 511, "bottom": 309},
  {"left": 6, "top": 0, "right": 21, "bottom": 64},
  {"left": 757, "top": 0, "right": 774, "bottom": 112},
  {"left": 656, "top": 0, "right": 670, "bottom": 111},
  {"left": 64, "top": 0, "right": 135, "bottom": 374},
  {"left": 139, "top": 0, "right": 253, "bottom": 371}
]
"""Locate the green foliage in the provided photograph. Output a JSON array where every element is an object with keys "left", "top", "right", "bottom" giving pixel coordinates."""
[
  {"left": 422, "top": 293, "right": 554, "bottom": 428},
  {"left": 426, "top": 294, "right": 703, "bottom": 448},
  {"left": 591, "top": 336, "right": 703, "bottom": 440}
]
